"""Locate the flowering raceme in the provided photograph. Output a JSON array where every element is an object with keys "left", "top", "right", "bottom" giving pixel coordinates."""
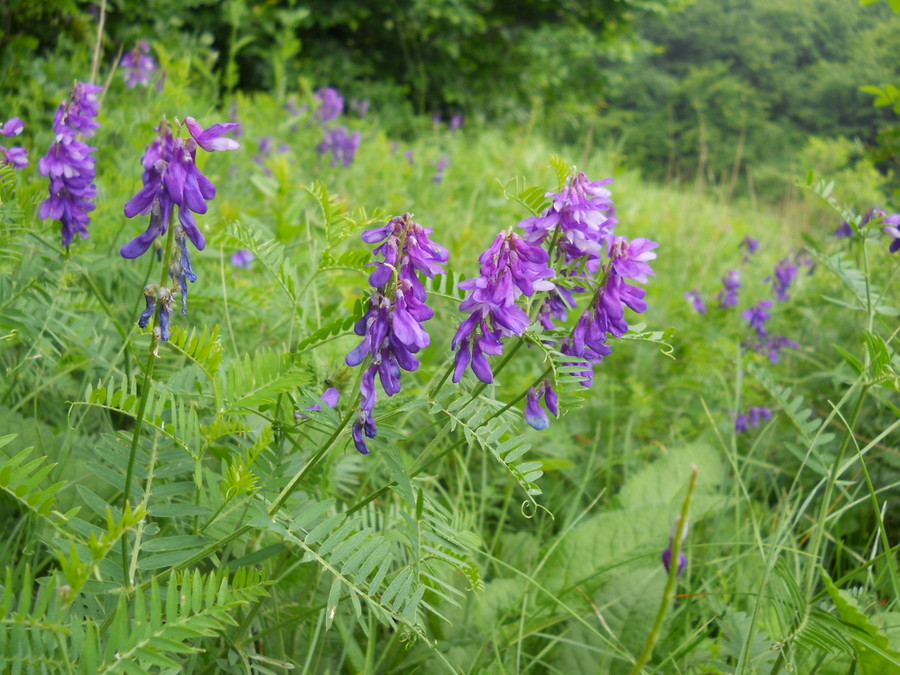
[
  {"left": 452, "top": 230, "right": 555, "bottom": 384},
  {"left": 121, "top": 116, "right": 240, "bottom": 339},
  {"left": 0, "top": 117, "right": 28, "bottom": 169},
  {"left": 345, "top": 213, "right": 448, "bottom": 454},
  {"left": 39, "top": 82, "right": 103, "bottom": 246},
  {"left": 121, "top": 41, "right": 159, "bottom": 88}
]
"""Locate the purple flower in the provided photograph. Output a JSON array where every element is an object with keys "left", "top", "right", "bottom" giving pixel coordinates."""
[
  {"left": 231, "top": 250, "right": 254, "bottom": 268},
  {"left": 661, "top": 517, "right": 688, "bottom": 576},
  {"left": 771, "top": 257, "right": 798, "bottom": 301},
  {"left": 685, "top": 290, "right": 707, "bottom": 314},
  {"left": 346, "top": 214, "right": 447, "bottom": 453},
  {"left": 762, "top": 334, "right": 798, "bottom": 363},
  {"left": 884, "top": 214, "right": 900, "bottom": 254},
  {"left": 316, "top": 126, "right": 360, "bottom": 167},
  {"left": 296, "top": 387, "right": 341, "bottom": 419},
  {"left": 350, "top": 99, "right": 369, "bottom": 118},
  {"left": 524, "top": 380, "right": 559, "bottom": 430},
  {"left": 742, "top": 300, "right": 773, "bottom": 337},
  {"left": 38, "top": 83, "right": 102, "bottom": 245},
  {"left": 404, "top": 150, "right": 415, "bottom": 166},
  {"left": 433, "top": 154, "right": 450, "bottom": 184},
  {"left": 518, "top": 172, "right": 617, "bottom": 264},
  {"left": 452, "top": 230, "right": 555, "bottom": 383},
  {"left": 0, "top": 145, "right": 28, "bottom": 169},
  {"left": 449, "top": 113, "right": 464, "bottom": 132},
  {"left": 138, "top": 285, "right": 157, "bottom": 328},
  {"left": 717, "top": 269, "right": 741, "bottom": 308},
  {"left": 834, "top": 221, "right": 854, "bottom": 238},
  {"left": 121, "top": 41, "right": 159, "bottom": 88},
  {"left": 122, "top": 116, "right": 240, "bottom": 338},
  {"left": 184, "top": 117, "right": 241, "bottom": 152},
  {"left": 314, "top": 88, "right": 344, "bottom": 123},
  {"left": 736, "top": 406, "right": 774, "bottom": 432},
  {"left": 0, "top": 117, "right": 24, "bottom": 137},
  {"left": 741, "top": 237, "right": 760, "bottom": 260}
]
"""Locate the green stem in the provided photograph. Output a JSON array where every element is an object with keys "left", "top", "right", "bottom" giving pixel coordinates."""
[
  {"left": 120, "top": 222, "right": 177, "bottom": 583},
  {"left": 628, "top": 466, "right": 698, "bottom": 675}
]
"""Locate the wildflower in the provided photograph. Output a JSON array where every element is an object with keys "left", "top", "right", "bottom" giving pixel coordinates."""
[
  {"left": 452, "top": 230, "right": 554, "bottom": 383},
  {"left": 685, "top": 290, "right": 707, "bottom": 314},
  {"left": 39, "top": 82, "right": 102, "bottom": 245},
  {"left": 518, "top": 172, "right": 617, "bottom": 264},
  {"left": 296, "top": 387, "right": 341, "bottom": 419},
  {"left": 314, "top": 87, "right": 343, "bottom": 123},
  {"left": 316, "top": 126, "right": 360, "bottom": 167},
  {"left": 0, "top": 117, "right": 24, "bottom": 137},
  {"left": 717, "top": 269, "right": 741, "bottom": 308},
  {"left": 735, "top": 406, "right": 774, "bottom": 432},
  {"left": 350, "top": 99, "right": 369, "bottom": 117},
  {"left": 661, "top": 517, "right": 688, "bottom": 577},
  {"left": 404, "top": 150, "right": 415, "bottom": 165},
  {"left": 433, "top": 154, "right": 450, "bottom": 184},
  {"left": 561, "top": 236, "right": 657, "bottom": 387},
  {"left": 122, "top": 116, "right": 240, "bottom": 338},
  {"left": 138, "top": 285, "right": 157, "bottom": 328},
  {"left": 231, "top": 250, "right": 254, "bottom": 267},
  {"left": 524, "top": 380, "right": 559, "bottom": 430},
  {"left": 742, "top": 300, "right": 772, "bottom": 337},
  {"left": 884, "top": 214, "right": 900, "bottom": 254},
  {"left": 834, "top": 221, "right": 854, "bottom": 238},
  {"left": 346, "top": 213, "right": 447, "bottom": 454},
  {"left": 741, "top": 236, "right": 760, "bottom": 260},
  {"left": 121, "top": 41, "right": 158, "bottom": 88},
  {"left": 449, "top": 113, "right": 464, "bottom": 132},
  {"left": 771, "top": 257, "right": 798, "bottom": 301},
  {"left": 0, "top": 117, "right": 28, "bottom": 166},
  {"left": 795, "top": 248, "right": 816, "bottom": 275}
]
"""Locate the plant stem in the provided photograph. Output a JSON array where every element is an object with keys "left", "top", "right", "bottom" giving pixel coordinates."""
[
  {"left": 628, "top": 466, "right": 698, "bottom": 675},
  {"left": 120, "top": 222, "right": 176, "bottom": 583}
]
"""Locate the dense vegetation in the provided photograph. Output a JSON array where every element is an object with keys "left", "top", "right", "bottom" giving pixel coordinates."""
[{"left": 0, "top": 1, "right": 898, "bottom": 673}]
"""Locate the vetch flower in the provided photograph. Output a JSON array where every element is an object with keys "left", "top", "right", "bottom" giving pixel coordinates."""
[
  {"left": 296, "top": 387, "right": 341, "bottom": 419},
  {"left": 350, "top": 99, "right": 369, "bottom": 117},
  {"left": 685, "top": 290, "right": 707, "bottom": 314},
  {"left": 231, "top": 250, "right": 254, "bottom": 267},
  {"left": 314, "top": 87, "right": 344, "bottom": 123},
  {"left": 771, "top": 257, "right": 798, "bottom": 301},
  {"left": 122, "top": 116, "right": 240, "bottom": 338},
  {"left": 0, "top": 145, "right": 28, "bottom": 169},
  {"left": 433, "top": 153, "right": 450, "bottom": 184},
  {"left": 742, "top": 300, "right": 773, "bottom": 337},
  {"left": 345, "top": 213, "right": 447, "bottom": 453},
  {"left": 523, "top": 380, "right": 559, "bottom": 430},
  {"left": 39, "top": 83, "right": 102, "bottom": 245},
  {"left": 717, "top": 269, "right": 741, "bottom": 308},
  {"left": 452, "top": 230, "right": 554, "bottom": 383},
  {"left": 736, "top": 406, "right": 774, "bottom": 432},
  {"left": 661, "top": 517, "right": 688, "bottom": 577},
  {"left": 0, "top": 117, "right": 24, "bottom": 137},
  {"left": 449, "top": 113, "right": 464, "bottom": 132},
  {"left": 741, "top": 236, "right": 760, "bottom": 261},
  {"left": 121, "top": 41, "right": 158, "bottom": 88},
  {"left": 316, "top": 126, "right": 360, "bottom": 167},
  {"left": 884, "top": 214, "right": 900, "bottom": 254},
  {"left": 834, "top": 221, "right": 854, "bottom": 238}
]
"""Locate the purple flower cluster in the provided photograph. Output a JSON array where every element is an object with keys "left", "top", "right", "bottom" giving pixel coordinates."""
[
  {"left": 741, "top": 236, "right": 760, "bottom": 261},
  {"left": 231, "top": 249, "right": 254, "bottom": 268},
  {"left": 741, "top": 300, "right": 796, "bottom": 363},
  {"left": 735, "top": 406, "right": 773, "bottom": 433},
  {"left": 314, "top": 88, "right": 344, "bottom": 122},
  {"left": 39, "top": 82, "right": 103, "bottom": 246},
  {"left": 562, "top": 236, "right": 658, "bottom": 387},
  {"left": 524, "top": 380, "right": 559, "bottom": 430},
  {"left": 349, "top": 99, "right": 369, "bottom": 118},
  {"left": 717, "top": 269, "right": 741, "bottom": 308},
  {"left": 771, "top": 256, "right": 798, "bottom": 301},
  {"left": 317, "top": 126, "right": 361, "bottom": 168},
  {"left": 519, "top": 172, "right": 617, "bottom": 264},
  {"left": 433, "top": 154, "right": 450, "bottom": 184},
  {"left": 661, "top": 517, "right": 688, "bottom": 577},
  {"left": 884, "top": 214, "right": 900, "bottom": 254},
  {"left": 121, "top": 116, "right": 240, "bottom": 337},
  {"left": 254, "top": 135, "right": 289, "bottom": 175},
  {"left": 345, "top": 213, "right": 448, "bottom": 454},
  {"left": 296, "top": 387, "right": 341, "bottom": 419},
  {"left": 0, "top": 117, "right": 28, "bottom": 169},
  {"left": 452, "top": 230, "right": 555, "bottom": 384},
  {"left": 121, "top": 41, "right": 159, "bottom": 89},
  {"left": 685, "top": 289, "right": 707, "bottom": 314}
]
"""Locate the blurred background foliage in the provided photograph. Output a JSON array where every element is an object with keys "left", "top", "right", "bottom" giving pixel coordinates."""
[{"left": 2, "top": 0, "right": 898, "bottom": 202}]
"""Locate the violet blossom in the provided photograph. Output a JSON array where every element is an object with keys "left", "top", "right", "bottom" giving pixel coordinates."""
[
  {"left": 524, "top": 380, "right": 559, "bottom": 431},
  {"left": 771, "top": 257, "right": 798, "bottom": 301},
  {"left": 121, "top": 41, "right": 159, "bottom": 88},
  {"left": 661, "top": 517, "right": 688, "bottom": 577},
  {"left": 742, "top": 300, "right": 772, "bottom": 337},
  {"left": 346, "top": 213, "right": 448, "bottom": 454},
  {"left": 433, "top": 154, "right": 450, "bottom": 184},
  {"left": 717, "top": 269, "right": 741, "bottom": 308},
  {"left": 0, "top": 117, "right": 28, "bottom": 169},
  {"left": 296, "top": 387, "right": 341, "bottom": 419},
  {"left": 685, "top": 290, "right": 707, "bottom": 314},
  {"left": 884, "top": 214, "right": 900, "bottom": 254},
  {"left": 39, "top": 82, "right": 102, "bottom": 246},
  {"left": 231, "top": 249, "right": 254, "bottom": 267},
  {"left": 314, "top": 87, "right": 344, "bottom": 123},
  {"left": 735, "top": 406, "right": 773, "bottom": 433},
  {"left": 741, "top": 236, "right": 760, "bottom": 261},
  {"left": 317, "top": 126, "right": 360, "bottom": 167},
  {"left": 451, "top": 230, "right": 555, "bottom": 384},
  {"left": 121, "top": 116, "right": 240, "bottom": 338}
]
